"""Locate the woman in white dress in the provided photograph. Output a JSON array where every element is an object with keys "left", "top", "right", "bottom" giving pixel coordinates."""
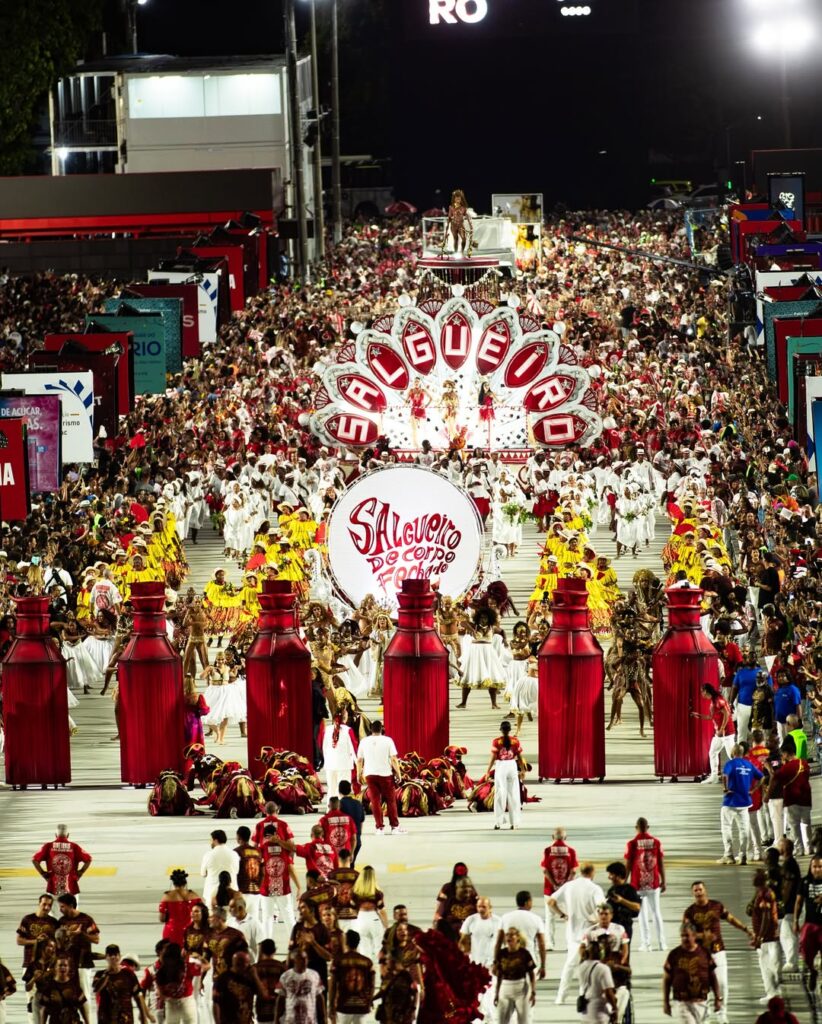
[
  {"left": 82, "top": 609, "right": 116, "bottom": 677},
  {"left": 321, "top": 709, "right": 357, "bottom": 807},
  {"left": 615, "top": 486, "right": 640, "bottom": 559},
  {"left": 509, "top": 656, "right": 539, "bottom": 735},
  {"left": 201, "top": 654, "right": 243, "bottom": 744},
  {"left": 458, "top": 607, "right": 508, "bottom": 710},
  {"left": 59, "top": 613, "right": 102, "bottom": 694},
  {"left": 223, "top": 496, "right": 246, "bottom": 561}
]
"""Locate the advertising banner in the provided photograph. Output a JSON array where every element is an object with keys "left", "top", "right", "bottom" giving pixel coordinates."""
[
  {"left": 0, "top": 371, "right": 94, "bottom": 464},
  {"left": 0, "top": 417, "right": 31, "bottom": 520},
  {"left": 0, "top": 394, "right": 61, "bottom": 493},
  {"left": 327, "top": 466, "right": 483, "bottom": 609},
  {"left": 147, "top": 270, "right": 219, "bottom": 344},
  {"left": 785, "top": 337, "right": 822, "bottom": 418},
  {"left": 103, "top": 296, "right": 182, "bottom": 373},
  {"left": 85, "top": 313, "right": 166, "bottom": 395},
  {"left": 812, "top": 397, "right": 822, "bottom": 474},
  {"left": 29, "top": 347, "right": 118, "bottom": 440},
  {"left": 45, "top": 332, "right": 134, "bottom": 415},
  {"left": 127, "top": 283, "right": 200, "bottom": 358},
  {"left": 764, "top": 300, "right": 822, "bottom": 378},
  {"left": 805, "top": 378, "right": 822, "bottom": 471}
]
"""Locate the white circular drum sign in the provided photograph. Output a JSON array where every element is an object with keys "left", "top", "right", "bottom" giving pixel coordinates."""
[{"left": 327, "top": 465, "right": 483, "bottom": 608}]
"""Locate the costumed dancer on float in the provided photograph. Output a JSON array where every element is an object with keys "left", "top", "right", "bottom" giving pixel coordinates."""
[
  {"left": 407, "top": 377, "right": 431, "bottom": 449},
  {"left": 478, "top": 378, "right": 495, "bottom": 450},
  {"left": 441, "top": 187, "right": 474, "bottom": 257}
]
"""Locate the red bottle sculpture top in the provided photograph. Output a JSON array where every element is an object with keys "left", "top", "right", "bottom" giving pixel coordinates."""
[
  {"left": 263, "top": 580, "right": 307, "bottom": 638},
  {"left": 384, "top": 579, "right": 447, "bottom": 658},
  {"left": 128, "top": 581, "right": 173, "bottom": 637},
  {"left": 9, "top": 594, "right": 62, "bottom": 647}
]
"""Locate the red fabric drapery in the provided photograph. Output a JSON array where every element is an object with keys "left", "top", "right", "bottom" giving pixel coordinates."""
[
  {"left": 538, "top": 578, "right": 605, "bottom": 781},
  {"left": 118, "top": 582, "right": 185, "bottom": 785},
  {"left": 652, "top": 588, "right": 718, "bottom": 778},
  {"left": 3, "top": 596, "right": 71, "bottom": 787},
  {"left": 384, "top": 580, "right": 449, "bottom": 760}
]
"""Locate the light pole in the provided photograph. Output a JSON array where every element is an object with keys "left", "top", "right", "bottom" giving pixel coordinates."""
[
  {"left": 306, "top": 0, "right": 325, "bottom": 260},
  {"left": 284, "top": 0, "right": 308, "bottom": 282},
  {"left": 747, "top": 0, "right": 816, "bottom": 150},
  {"left": 330, "top": 0, "right": 343, "bottom": 243},
  {"left": 126, "top": 0, "right": 149, "bottom": 54}
]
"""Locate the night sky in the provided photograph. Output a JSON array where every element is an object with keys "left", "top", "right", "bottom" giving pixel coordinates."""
[{"left": 126, "top": 0, "right": 822, "bottom": 209}]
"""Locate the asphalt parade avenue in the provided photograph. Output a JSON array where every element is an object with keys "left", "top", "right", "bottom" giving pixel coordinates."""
[{"left": 0, "top": 521, "right": 812, "bottom": 1022}]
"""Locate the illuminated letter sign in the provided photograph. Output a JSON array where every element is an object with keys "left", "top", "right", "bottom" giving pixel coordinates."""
[{"left": 429, "top": 0, "right": 488, "bottom": 25}]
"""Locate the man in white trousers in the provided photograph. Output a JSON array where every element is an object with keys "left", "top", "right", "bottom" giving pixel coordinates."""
[
  {"left": 546, "top": 864, "right": 605, "bottom": 1005},
  {"left": 682, "top": 880, "right": 752, "bottom": 1023},
  {"left": 200, "top": 829, "right": 240, "bottom": 909},
  {"left": 540, "top": 827, "right": 579, "bottom": 950},
  {"left": 497, "top": 891, "right": 547, "bottom": 980},
  {"left": 778, "top": 838, "right": 801, "bottom": 970},
  {"left": 461, "top": 897, "right": 502, "bottom": 1024},
  {"left": 624, "top": 817, "right": 667, "bottom": 952},
  {"left": 719, "top": 746, "right": 763, "bottom": 865},
  {"left": 693, "top": 683, "right": 735, "bottom": 784},
  {"left": 663, "top": 923, "right": 721, "bottom": 1023}
]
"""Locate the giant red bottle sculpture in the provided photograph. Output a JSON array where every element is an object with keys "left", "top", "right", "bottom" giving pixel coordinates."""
[
  {"left": 383, "top": 579, "right": 449, "bottom": 760},
  {"left": 246, "top": 580, "right": 313, "bottom": 764},
  {"left": 538, "top": 577, "right": 605, "bottom": 782},
  {"left": 117, "top": 581, "right": 184, "bottom": 785},
  {"left": 652, "top": 587, "right": 718, "bottom": 781},
  {"left": 3, "top": 595, "right": 70, "bottom": 789}
]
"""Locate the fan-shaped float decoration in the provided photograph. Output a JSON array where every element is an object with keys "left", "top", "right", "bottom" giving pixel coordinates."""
[{"left": 310, "top": 297, "right": 602, "bottom": 451}]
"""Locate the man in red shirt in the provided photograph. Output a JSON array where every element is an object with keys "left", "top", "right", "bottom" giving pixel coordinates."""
[
  {"left": 540, "top": 827, "right": 578, "bottom": 951},
  {"left": 318, "top": 798, "right": 357, "bottom": 858},
  {"left": 768, "top": 741, "right": 812, "bottom": 855},
  {"left": 32, "top": 825, "right": 92, "bottom": 899},
  {"left": 294, "top": 825, "right": 339, "bottom": 881},
  {"left": 694, "top": 684, "right": 735, "bottom": 785},
  {"left": 259, "top": 825, "right": 300, "bottom": 940},
  {"left": 252, "top": 801, "right": 294, "bottom": 848},
  {"left": 624, "top": 817, "right": 666, "bottom": 953}
]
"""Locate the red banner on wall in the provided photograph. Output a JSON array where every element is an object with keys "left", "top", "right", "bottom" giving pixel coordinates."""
[{"left": 0, "top": 418, "right": 31, "bottom": 521}]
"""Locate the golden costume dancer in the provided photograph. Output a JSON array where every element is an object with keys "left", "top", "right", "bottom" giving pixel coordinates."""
[
  {"left": 440, "top": 379, "right": 460, "bottom": 436},
  {"left": 441, "top": 188, "right": 474, "bottom": 256}
]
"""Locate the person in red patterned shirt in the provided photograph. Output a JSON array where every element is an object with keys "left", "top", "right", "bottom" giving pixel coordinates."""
[
  {"left": 624, "top": 817, "right": 666, "bottom": 953},
  {"left": 259, "top": 825, "right": 300, "bottom": 941},
  {"left": 540, "top": 827, "right": 578, "bottom": 951},
  {"left": 318, "top": 798, "right": 358, "bottom": 858},
  {"left": 295, "top": 825, "right": 339, "bottom": 881},
  {"left": 32, "top": 825, "right": 92, "bottom": 898}
]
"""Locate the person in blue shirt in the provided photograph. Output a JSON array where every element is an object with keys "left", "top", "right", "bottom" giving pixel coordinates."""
[
  {"left": 730, "top": 655, "right": 761, "bottom": 743},
  {"left": 719, "top": 744, "right": 763, "bottom": 865},
  {"left": 772, "top": 670, "right": 802, "bottom": 741}
]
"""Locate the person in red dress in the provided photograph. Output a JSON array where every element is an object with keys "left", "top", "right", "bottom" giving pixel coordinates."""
[
  {"left": 624, "top": 817, "right": 666, "bottom": 953},
  {"left": 158, "top": 869, "right": 201, "bottom": 948},
  {"left": 541, "top": 827, "right": 579, "bottom": 950},
  {"left": 32, "top": 825, "right": 92, "bottom": 899}
]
